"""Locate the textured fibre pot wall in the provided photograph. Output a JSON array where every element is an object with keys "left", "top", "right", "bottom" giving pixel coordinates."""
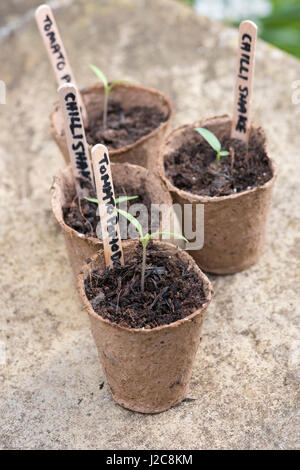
[
  {"left": 77, "top": 239, "right": 213, "bottom": 413},
  {"left": 50, "top": 82, "right": 173, "bottom": 171},
  {"left": 159, "top": 115, "right": 277, "bottom": 274}
]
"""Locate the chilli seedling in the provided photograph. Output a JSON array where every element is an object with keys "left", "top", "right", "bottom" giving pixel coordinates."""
[
  {"left": 194, "top": 127, "right": 229, "bottom": 170},
  {"left": 89, "top": 65, "right": 131, "bottom": 128},
  {"left": 115, "top": 208, "right": 187, "bottom": 293}
]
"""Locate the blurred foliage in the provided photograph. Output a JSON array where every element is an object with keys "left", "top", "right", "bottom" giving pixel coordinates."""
[{"left": 177, "top": 0, "right": 300, "bottom": 59}]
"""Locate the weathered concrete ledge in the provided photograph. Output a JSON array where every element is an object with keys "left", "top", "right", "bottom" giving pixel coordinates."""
[{"left": 0, "top": 0, "right": 299, "bottom": 450}]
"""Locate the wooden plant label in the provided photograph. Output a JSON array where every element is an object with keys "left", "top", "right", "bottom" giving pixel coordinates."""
[
  {"left": 231, "top": 20, "right": 257, "bottom": 144},
  {"left": 92, "top": 144, "right": 124, "bottom": 268},
  {"left": 35, "top": 4, "right": 87, "bottom": 123},
  {"left": 58, "top": 83, "right": 94, "bottom": 199}
]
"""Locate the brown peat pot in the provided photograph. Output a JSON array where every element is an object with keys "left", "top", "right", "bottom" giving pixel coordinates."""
[
  {"left": 50, "top": 82, "right": 173, "bottom": 171},
  {"left": 159, "top": 115, "right": 277, "bottom": 274},
  {"left": 77, "top": 239, "right": 213, "bottom": 413},
  {"left": 52, "top": 163, "right": 177, "bottom": 278}
]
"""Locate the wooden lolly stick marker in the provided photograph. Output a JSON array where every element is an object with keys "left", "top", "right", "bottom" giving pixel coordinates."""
[
  {"left": 231, "top": 20, "right": 257, "bottom": 145},
  {"left": 35, "top": 4, "right": 87, "bottom": 124},
  {"left": 91, "top": 144, "right": 124, "bottom": 268},
  {"left": 58, "top": 83, "right": 94, "bottom": 199}
]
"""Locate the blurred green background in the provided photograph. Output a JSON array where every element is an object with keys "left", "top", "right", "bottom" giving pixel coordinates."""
[{"left": 178, "top": 0, "right": 300, "bottom": 59}]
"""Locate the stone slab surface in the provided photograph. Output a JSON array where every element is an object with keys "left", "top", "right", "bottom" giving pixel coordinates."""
[{"left": 0, "top": 0, "right": 299, "bottom": 450}]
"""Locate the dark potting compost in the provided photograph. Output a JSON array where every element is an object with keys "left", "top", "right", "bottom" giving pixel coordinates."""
[
  {"left": 85, "top": 242, "right": 208, "bottom": 329},
  {"left": 164, "top": 128, "right": 273, "bottom": 197},
  {"left": 85, "top": 100, "right": 168, "bottom": 149}
]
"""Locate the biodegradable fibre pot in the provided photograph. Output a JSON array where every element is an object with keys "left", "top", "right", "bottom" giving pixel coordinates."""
[
  {"left": 52, "top": 163, "right": 179, "bottom": 279},
  {"left": 50, "top": 82, "right": 173, "bottom": 172},
  {"left": 158, "top": 115, "right": 277, "bottom": 274},
  {"left": 77, "top": 239, "right": 213, "bottom": 413}
]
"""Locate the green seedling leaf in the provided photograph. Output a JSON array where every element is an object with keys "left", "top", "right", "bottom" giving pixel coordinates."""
[
  {"left": 89, "top": 64, "right": 108, "bottom": 88},
  {"left": 85, "top": 197, "right": 99, "bottom": 204},
  {"left": 195, "top": 127, "right": 221, "bottom": 153},
  {"left": 195, "top": 127, "right": 230, "bottom": 170},
  {"left": 116, "top": 195, "right": 139, "bottom": 204},
  {"left": 89, "top": 66, "right": 133, "bottom": 128},
  {"left": 113, "top": 207, "right": 188, "bottom": 293}
]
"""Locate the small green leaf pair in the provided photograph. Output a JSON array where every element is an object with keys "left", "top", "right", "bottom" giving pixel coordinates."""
[
  {"left": 115, "top": 208, "right": 187, "bottom": 293},
  {"left": 89, "top": 65, "right": 131, "bottom": 128},
  {"left": 194, "top": 127, "right": 229, "bottom": 169}
]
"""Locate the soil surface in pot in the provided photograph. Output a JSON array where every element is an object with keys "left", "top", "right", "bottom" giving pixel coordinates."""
[
  {"left": 85, "top": 100, "right": 168, "bottom": 149},
  {"left": 164, "top": 130, "right": 273, "bottom": 197},
  {"left": 85, "top": 242, "right": 208, "bottom": 329},
  {"left": 63, "top": 179, "right": 154, "bottom": 237}
]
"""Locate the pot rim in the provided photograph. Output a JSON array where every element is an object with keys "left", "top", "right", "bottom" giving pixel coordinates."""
[
  {"left": 76, "top": 239, "right": 213, "bottom": 334},
  {"left": 159, "top": 114, "right": 278, "bottom": 203},
  {"left": 50, "top": 82, "right": 174, "bottom": 156},
  {"left": 51, "top": 162, "right": 174, "bottom": 246}
]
